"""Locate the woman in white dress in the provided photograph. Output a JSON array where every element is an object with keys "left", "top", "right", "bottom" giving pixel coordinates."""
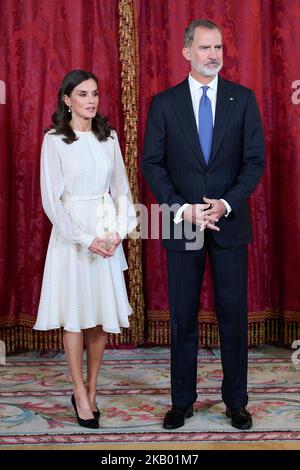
[{"left": 34, "top": 70, "right": 137, "bottom": 429}]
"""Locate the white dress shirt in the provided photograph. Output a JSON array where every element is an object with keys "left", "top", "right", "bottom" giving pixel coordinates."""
[
  {"left": 174, "top": 73, "right": 231, "bottom": 224},
  {"left": 190, "top": 72, "right": 218, "bottom": 126}
]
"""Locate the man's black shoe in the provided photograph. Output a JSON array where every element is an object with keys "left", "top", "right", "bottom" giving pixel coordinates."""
[
  {"left": 163, "top": 405, "right": 194, "bottom": 430},
  {"left": 226, "top": 406, "right": 253, "bottom": 430}
]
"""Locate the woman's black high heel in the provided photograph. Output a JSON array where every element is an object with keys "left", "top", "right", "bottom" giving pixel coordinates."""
[
  {"left": 93, "top": 406, "right": 100, "bottom": 420},
  {"left": 71, "top": 394, "right": 99, "bottom": 429}
]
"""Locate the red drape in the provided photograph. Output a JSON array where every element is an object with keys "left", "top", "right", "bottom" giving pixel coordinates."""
[
  {"left": 0, "top": 0, "right": 122, "bottom": 328},
  {"left": 0, "top": 0, "right": 300, "bottom": 348},
  {"left": 137, "top": 0, "right": 300, "bottom": 341}
]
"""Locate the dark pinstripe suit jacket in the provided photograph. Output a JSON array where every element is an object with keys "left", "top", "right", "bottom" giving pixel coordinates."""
[{"left": 141, "top": 76, "right": 265, "bottom": 250}]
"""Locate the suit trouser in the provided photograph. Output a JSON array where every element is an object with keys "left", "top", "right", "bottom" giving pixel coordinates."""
[{"left": 166, "top": 233, "right": 248, "bottom": 409}]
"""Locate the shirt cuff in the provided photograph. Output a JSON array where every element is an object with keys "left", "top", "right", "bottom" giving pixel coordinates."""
[
  {"left": 220, "top": 199, "right": 232, "bottom": 217},
  {"left": 174, "top": 203, "right": 190, "bottom": 224}
]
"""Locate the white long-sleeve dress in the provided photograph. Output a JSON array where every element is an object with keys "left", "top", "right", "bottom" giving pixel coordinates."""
[{"left": 33, "top": 129, "right": 137, "bottom": 333}]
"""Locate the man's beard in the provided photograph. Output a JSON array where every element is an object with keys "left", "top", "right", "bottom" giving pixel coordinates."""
[{"left": 191, "top": 59, "right": 223, "bottom": 77}]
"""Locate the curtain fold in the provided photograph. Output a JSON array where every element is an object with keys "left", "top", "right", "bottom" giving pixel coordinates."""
[{"left": 119, "top": 0, "right": 144, "bottom": 345}]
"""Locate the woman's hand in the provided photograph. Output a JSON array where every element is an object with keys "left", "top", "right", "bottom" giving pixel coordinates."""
[
  {"left": 88, "top": 237, "right": 112, "bottom": 258},
  {"left": 106, "top": 232, "right": 122, "bottom": 257}
]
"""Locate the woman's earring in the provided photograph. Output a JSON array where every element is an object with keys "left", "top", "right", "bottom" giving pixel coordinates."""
[{"left": 68, "top": 106, "right": 72, "bottom": 113}]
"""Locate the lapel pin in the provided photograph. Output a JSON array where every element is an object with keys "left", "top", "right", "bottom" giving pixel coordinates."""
[{"left": 230, "top": 97, "right": 234, "bottom": 101}]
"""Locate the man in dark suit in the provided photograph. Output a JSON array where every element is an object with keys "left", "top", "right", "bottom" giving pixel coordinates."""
[{"left": 142, "top": 19, "right": 265, "bottom": 430}]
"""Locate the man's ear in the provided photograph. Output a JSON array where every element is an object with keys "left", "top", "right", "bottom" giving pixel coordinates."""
[{"left": 182, "top": 47, "right": 191, "bottom": 61}]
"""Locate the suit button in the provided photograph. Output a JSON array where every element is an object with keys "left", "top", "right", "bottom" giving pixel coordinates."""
[{"left": 206, "top": 170, "right": 210, "bottom": 176}]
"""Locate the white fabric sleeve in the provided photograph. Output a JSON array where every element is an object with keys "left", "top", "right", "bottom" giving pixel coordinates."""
[
  {"left": 173, "top": 203, "right": 190, "bottom": 224},
  {"left": 109, "top": 132, "right": 137, "bottom": 239},
  {"left": 40, "top": 133, "right": 94, "bottom": 249},
  {"left": 220, "top": 198, "right": 232, "bottom": 217}
]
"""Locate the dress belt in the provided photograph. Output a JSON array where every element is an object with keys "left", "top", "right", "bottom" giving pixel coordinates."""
[
  {"left": 61, "top": 192, "right": 111, "bottom": 202},
  {"left": 61, "top": 192, "right": 117, "bottom": 236}
]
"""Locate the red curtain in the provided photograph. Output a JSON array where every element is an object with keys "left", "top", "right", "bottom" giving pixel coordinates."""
[
  {"left": 137, "top": 0, "right": 300, "bottom": 343},
  {"left": 0, "top": 0, "right": 122, "bottom": 329},
  {"left": 0, "top": 0, "right": 300, "bottom": 349}
]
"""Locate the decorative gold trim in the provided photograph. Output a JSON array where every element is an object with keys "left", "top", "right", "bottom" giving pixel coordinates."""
[
  {"left": 119, "top": 0, "right": 145, "bottom": 345},
  {"left": 147, "top": 308, "right": 290, "bottom": 322},
  {"left": 0, "top": 326, "right": 134, "bottom": 354},
  {"left": 146, "top": 316, "right": 299, "bottom": 348},
  {"left": 0, "top": 316, "right": 298, "bottom": 353}
]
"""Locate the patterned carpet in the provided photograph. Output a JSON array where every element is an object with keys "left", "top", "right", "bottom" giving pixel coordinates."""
[{"left": 0, "top": 345, "right": 300, "bottom": 448}]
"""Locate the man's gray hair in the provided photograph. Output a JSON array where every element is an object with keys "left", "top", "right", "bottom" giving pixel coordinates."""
[{"left": 184, "top": 19, "right": 221, "bottom": 47}]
